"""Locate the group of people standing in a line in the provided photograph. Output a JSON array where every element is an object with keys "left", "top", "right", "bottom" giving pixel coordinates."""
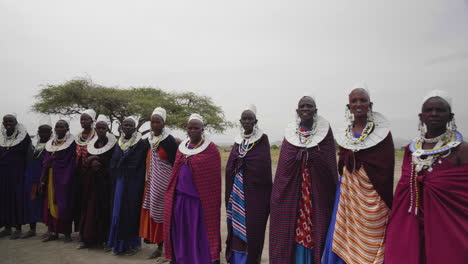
[{"left": 0, "top": 84, "right": 467, "bottom": 264}]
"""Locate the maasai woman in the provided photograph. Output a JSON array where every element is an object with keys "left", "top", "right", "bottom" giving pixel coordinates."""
[
  {"left": 41, "top": 119, "right": 76, "bottom": 242},
  {"left": 385, "top": 90, "right": 468, "bottom": 264},
  {"left": 21, "top": 117, "right": 53, "bottom": 239},
  {"left": 0, "top": 113, "right": 31, "bottom": 239},
  {"left": 77, "top": 115, "right": 117, "bottom": 249},
  {"left": 322, "top": 84, "right": 394, "bottom": 264},
  {"left": 139, "top": 107, "right": 178, "bottom": 260},
  {"left": 74, "top": 109, "right": 97, "bottom": 229},
  {"left": 270, "top": 96, "right": 338, "bottom": 264},
  {"left": 225, "top": 105, "right": 272, "bottom": 264},
  {"left": 164, "top": 113, "right": 222, "bottom": 264},
  {"left": 107, "top": 117, "right": 148, "bottom": 255}
]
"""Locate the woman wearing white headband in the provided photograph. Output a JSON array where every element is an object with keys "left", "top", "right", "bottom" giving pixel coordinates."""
[
  {"left": 107, "top": 117, "right": 148, "bottom": 255},
  {"left": 41, "top": 119, "right": 76, "bottom": 242},
  {"left": 385, "top": 90, "right": 468, "bottom": 264},
  {"left": 74, "top": 109, "right": 97, "bottom": 228},
  {"left": 139, "top": 107, "right": 178, "bottom": 260},
  {"left": 164, "top": 113, "right": 222, "bottom": 263},
  {"left": 323, "top": 83, "right": 395, "bottom": 264},
  {"left": 225, "top": 104, "right": 272, "bottom": 264}
]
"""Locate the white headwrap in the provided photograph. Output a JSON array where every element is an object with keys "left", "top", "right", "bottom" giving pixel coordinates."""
[
  {"left": 349, "top": 82, "right": 370, "bottom": 97},
  {"left": 124, "top": 116, "right": 139, "bottom": 127},
  {"left": 38, "top": 116, "right": 52, "bottom": 127},
  {"left": 3, "top": 113, "right": 17, "bottom": 119},
  {"left": 81, "top": 109, "right": 97, "bottom": 121},
  {"left": 96, "top": 114, "right": 110, "bottom": 125},
  {"left": 242, "top": 104, "right": 257, "bottom": 116},
  {"left": 58, "top": 118, "right": 70, "bottom": 126},
  {"left": 152, "top": 107, "right": 167, "bottom": 122},
  {"left": 422, "top": 90, "right": 452, "bottom": 108},
  {"left": 188, "top": 113, "right": 204, "bottom": 124}
]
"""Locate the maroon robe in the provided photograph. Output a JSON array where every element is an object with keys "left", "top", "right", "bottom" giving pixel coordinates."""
[
  {"left": 385, "top": 146, "right": 468, "bottom": 264},
  {"left": 225, "top": 134, "right": 272, "bottom": 263}
]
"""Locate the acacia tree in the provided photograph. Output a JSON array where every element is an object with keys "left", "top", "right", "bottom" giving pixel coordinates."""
[{"left": 32, "top": 78, "right": 231, "bottom": 134}]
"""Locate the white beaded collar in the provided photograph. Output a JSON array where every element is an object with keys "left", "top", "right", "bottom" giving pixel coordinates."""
[
  {"left": 0, "top": 123, "right": 28, "bottom": 148},
  {"left": 234, "top": 128, "right": 264, "bottom": 145},
  {"left": 75, "top": 129, "right": 96, "bottom": 146},
  {"left": 334, "top": 112, "right": 390, "bottom": 152},
  {"left": 146, "top": 130, "right": 169, "bottom": 148},
  {"left": 178, "top": 138, "right": 212, "bottom": 157},
  {"left": 45, "top": 133, "right": 75, "bottom": 152},
  {"left": 284, "top": 115, "right": 330, "bottom": 148},
  {"left": 87, "top": 133, "right": 117, "bottom": 155}
]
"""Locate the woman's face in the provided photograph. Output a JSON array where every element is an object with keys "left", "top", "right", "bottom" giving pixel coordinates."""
[
  {"left": 150, "top": 115, "right": 165, "bottom": 136},
  {"left": 187, "top": 119, "right": 204, "bottom": 143},
  {"left": 296, "top": 96, "right": 317, "bottom": 123},
  {"left": 37, "top": 125, "right": 52, "bottom": 142},
  {"left": 420, "top": 97, "right": 453, "bottom": 132},
  {"left": 240, "top": 110, "right": 257, "bottom": 135},
  {"left": 80, "top": 114, "right": 93, "bottom": 129},
  {"left": 95, "top": 121, "right": 109, "bottom": 138},
  {"left": 54, "top": 121, "right": 69, "bottom": 138},
  {"left": 122, "top": 119, "right": 136, "bottom": 137},
  {"left": 348, "top": 88, "right": 372, "bottom": 119},
  {"left": 2, "top": 115, "right": 17, "bottom": 134}
]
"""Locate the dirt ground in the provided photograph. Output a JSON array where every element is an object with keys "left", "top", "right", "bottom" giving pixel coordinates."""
[{"left": 0, "top": 158, "right": 402, "bottom": 264}]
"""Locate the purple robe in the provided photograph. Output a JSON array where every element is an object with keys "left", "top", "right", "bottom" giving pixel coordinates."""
[
  {"left": 171, "top": 163, "right": 211, "bottom": 264},
  {"left": 0, "top": 135, "right": 31, "bottom": 227},
  {"left": 225, "top": 134, "right": 272, "bottom": 264},
  {"left": 41, "top": 142, "right": 76, "bottom": 233}
]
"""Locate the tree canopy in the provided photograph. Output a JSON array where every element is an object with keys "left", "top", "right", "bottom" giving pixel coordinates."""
[{"left": 32, "top": 78, "right": 231, "bottom": 134}]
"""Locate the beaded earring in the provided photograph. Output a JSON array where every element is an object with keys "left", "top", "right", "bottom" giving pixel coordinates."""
[
  {"left": 418, "top": 120, "right": 427, "bottom": 136},
  {"left": 367, "top": 108, "right": 374, "bottom": 122},
  {"left": 446, "top": 117, "right": 457, "bottom": 132}
]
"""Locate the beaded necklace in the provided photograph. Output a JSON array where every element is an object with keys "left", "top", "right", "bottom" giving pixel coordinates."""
[
  {"left": 33, "top": 142, "right": 47, "bottom": 159},
  {"left": 118, "top": 132, "right": 139, "bottom": 152},
  {"left": 50, "top": 135, "right": 68, "bottom": 153},
  {"left": 296, "top": 121, "right": 318, "bottom": 146},
  {"left": 407, "top": 130, "right": 463, "bottom": 216},
  {"left": 344, "top": 120, "right": 375, "bottom": 147},
  {"left": 1, "top": 128, "right": 19, "bottom": 148},
  {"left": 186, "top": 139, "right": 204, "bottom": 149},
  {"left": 149, "top": 131, "right": 166, "bottom": 150},
  {"left": 76, "top": 129, "right": 95, "bottom": 145},
  {"left": 238, "top": 139, "right": 256, "bottom": 158}
]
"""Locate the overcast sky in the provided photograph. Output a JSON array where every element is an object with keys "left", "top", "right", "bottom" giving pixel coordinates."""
[{"left": 1, "top": 0, "right": 468, "bottom": 146}]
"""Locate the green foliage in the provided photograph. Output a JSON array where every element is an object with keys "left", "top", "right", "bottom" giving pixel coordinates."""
[
  {"left": 270, "top": 144, "right": 279, "bottom": 150},
  {"left": 32, "top": 78, "right": 232, "bottom": 133}
]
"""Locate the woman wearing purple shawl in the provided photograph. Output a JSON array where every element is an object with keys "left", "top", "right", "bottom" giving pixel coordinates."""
[
  {"left": 41, "top": 119, "right": 76, "bottom": 242},
  {"left": 385, "top": 90, "right": 468, "bottom": 264},
  {"left": 0, "top": 114, "right": 31, "bottom": 239},
  {"left": 225, "top": 105, "right": 272, "bottom": 264},
  {"left": 270, "top": 96, "right": 338, "bottom": 264}
]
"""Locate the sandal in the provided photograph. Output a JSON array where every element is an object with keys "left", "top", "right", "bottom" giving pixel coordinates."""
[
  {"left": 125, "top": 246, "right": 141, "bottom": 256},
  {"left": 9, "top": 230, "right": 22, "bottom": 240},
  {"left": 42, "top": 234, "right": 59, "bottom": 242},
  {"left": 148, "top": 248, "right": 163, "bottom": 259},
  {"left": 0, "top": 229, "right": 12, "bottom": 238}
]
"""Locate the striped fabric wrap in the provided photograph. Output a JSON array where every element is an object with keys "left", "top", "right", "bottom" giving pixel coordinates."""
[
  {"left": 141, "top": 148, "right": 172, "bottom": 223},
  {"left": 226, "top": 168, "right": 248, "bottom": 242},
  {"left": 163, "top": 142, "right": 221, "bottom": 262},
  {"left": 332, "top": 167, "right": 390, "bottom": 264},
  {"left": 270, "top": 128, "right": 337, "bottom": 264}
]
